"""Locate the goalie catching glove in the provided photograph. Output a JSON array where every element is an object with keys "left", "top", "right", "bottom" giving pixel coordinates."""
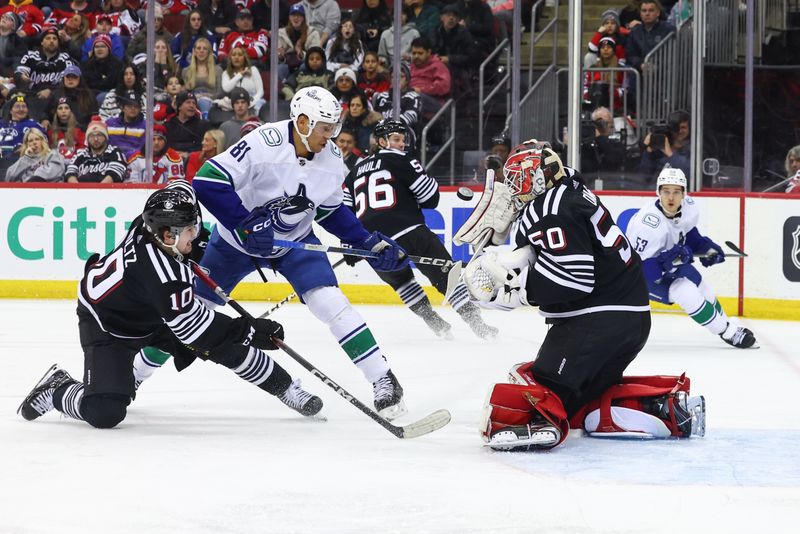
[{"left": 463, "top": 246, "right": 537, "bottom": 310}]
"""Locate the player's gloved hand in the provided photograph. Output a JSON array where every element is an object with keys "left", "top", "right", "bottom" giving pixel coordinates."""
[
  {"left": 354, "top": 232, "right": 410, "bottom": 272},
  {"left": 699, "top": 239, "right": 725, "bottom": 267},
  {"left": 464, "top": 251, "right": 530, "bottom": 311},
  {"left": 656, "top": 243, "right": 693, "bottom": 272},
  {"left": 237, "top": 207, "right": 275, "bottom": 256},
  {"left": 249, "top": 318, "right": 285, "bottom": 351},
  {"left": 188, "top": 225, "right": 210, "bottom": 263}
]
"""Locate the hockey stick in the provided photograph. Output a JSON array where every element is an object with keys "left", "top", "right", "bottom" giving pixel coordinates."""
[
  {"left": 724, "top": 241, "right": 748, "bottom": 257},
  {"left": 190, "top": 263, "right": 452, "bottom": 439},
  {"left": 256, "top": 258, "right": 347, "bottom": 319}
]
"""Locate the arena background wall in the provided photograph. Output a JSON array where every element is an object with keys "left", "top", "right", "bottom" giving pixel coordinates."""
[{"left": 0, "top": 184, "right": 797, "bottom": 321}]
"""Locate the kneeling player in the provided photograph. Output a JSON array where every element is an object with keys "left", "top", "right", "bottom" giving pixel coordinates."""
[
  {"left": 626, "top": 167, "right": 757, "bottom": 349},
  {"left": 18, "top": 182, "right": 322, "bottom": 428},
  {"left": 457, "top": 141, "right": 705, "bottom": 450}
]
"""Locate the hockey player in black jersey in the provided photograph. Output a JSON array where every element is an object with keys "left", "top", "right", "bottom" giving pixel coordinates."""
[
  {"left": 457, "top": 141, "right": 705, "bottom": 451},
  {"left": 343, "top": 119, "right": 497, "bottom": 339},
  {"left": 18, "top": 181, "right": 322, "bottom": 428}
]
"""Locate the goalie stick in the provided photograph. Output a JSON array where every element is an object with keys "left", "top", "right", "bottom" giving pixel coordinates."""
[{"left": 190, "top": 262, "right": 452, "bottom": 439}]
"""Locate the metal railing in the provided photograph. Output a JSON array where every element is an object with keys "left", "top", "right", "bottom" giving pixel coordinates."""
[
  {"left": 478, "top": 38, "right": 511, "bottom": 153},
  {"left": 707, "top": 1, "right": 740, "bottom": 64},
  {"left": 505, "top": 64, "right": 558, "bottom": 143},
  {"left": 528, "top": 0, "right": 560, "bottom": 87},
  {"left": 420, "top": 98, "right": 457, "bottom": 182}
]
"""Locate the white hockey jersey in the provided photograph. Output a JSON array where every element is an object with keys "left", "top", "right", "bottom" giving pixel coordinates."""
[
  {"left": 192, "top": 119, "right": 347, "bottom": 257},
  {"left": 626, "top": 196, "right": 700, "bottom": 260}
]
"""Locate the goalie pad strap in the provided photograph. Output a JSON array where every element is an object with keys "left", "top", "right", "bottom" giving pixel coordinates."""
[{"left": 482, "top": 383, "right": 570, "bottom": 448}]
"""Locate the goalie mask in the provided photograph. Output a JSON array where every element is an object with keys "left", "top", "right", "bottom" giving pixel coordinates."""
[{"left": 503, "top": 140, "right": 566, "bottom": 208}]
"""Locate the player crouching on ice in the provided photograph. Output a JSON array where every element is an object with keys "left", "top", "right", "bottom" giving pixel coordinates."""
[
  {"left": 18, "top": 182, "right": 322, "bottom": 428},
  {"left": 626, "top": 167, "right": 757, "bottom": 349},
  {"left": 455, "top": 141, "right": 705, "bottom": 451}
]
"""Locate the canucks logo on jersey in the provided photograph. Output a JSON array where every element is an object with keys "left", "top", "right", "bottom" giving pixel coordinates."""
[{"left": 263, "top": 184, "right": 315, "bottom": 233}]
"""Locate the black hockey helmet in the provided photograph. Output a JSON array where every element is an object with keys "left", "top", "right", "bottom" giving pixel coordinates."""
[
  {"left": 373, "top": 119, "right": 407, "bottom": 140},
  {"left": 142, "top": 188, "right": 199, "bottom": 238}
]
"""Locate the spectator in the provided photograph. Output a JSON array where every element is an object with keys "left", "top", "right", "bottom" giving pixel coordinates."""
[
  {"left": 342, "top": 91, "right": 382, "bottom": 153},
  {"left": 185, "top": 127, "right": 226, "bottom": 181},
  {"left": 141, "top": 37, "right": 180, "bottom": 92},
  {"left": 219, "top": 45, "right": 264, "bottom": 113},
  {"left": 457, "top": 0, "right": 495, "bottom": 59},
  {"left": 377, "top": 5, "right": 419, "bottom": 68},
  {"left": 620, "top": 0, "right": 643, "bottom": 30},
  {"left": 198, "top": 0, "right": 237, "bottom": 41},
  {"left": 409, "top": 35, "right": 451, "bottom": 110},
  {"left": 14, "top": 27, "right": 76, "bottom": 120},
  {"left": 372, "top": 62, "right": 422, "bottom": 152},
  {"left": 280, "top": 46, "right": 334, "bottom": 100},
  {"left": 219, "top": 88, "right": 253, "bottom": 149},
  {"left": 488, "top": 134, "right": 510, "bottom": 161},
  {"left": 98, "top": 63, "right": 144, "bottom": 120},
  {"left": 182, "top": 37, "right": 222, "bottom": 118},
  {"left": 106, "top": 90, "right": 146, "bottom": 159},
  {"left": 428, "top": 4, "right": 479, "bottom": 99},
  {"left": 0, "top": 12, "right": 26, "bottom": 77},
  {"left": 0, "top": 1, "right": 45, "bottom": 41},
  {"left": 65, "top": 116, "right": 127, "bottom": 183},
  {"left": 354, "top": 0, "right": 391, "bottom": 53},
  {"left": 784, "top": 145, "right": 800, "bottom": 181},
  {"left": 5, "top": 126, "right": 65, "bottom": 182},
  {"left": 217, "top": 8, "right": 270, "bottom": 64},
  {"left": 277, "top": 3, "right": 321, "bottom": 82},
  {"left": 239, "top": 115, "right": 262, "bottom": 137},
  {"left": 583, "top": 36, "right": 625, "bottom": 112},
  {"left": 102, "top": 0, "right": 142, "bottom": 38},
  {"left": 330, "top": 67, "right": 362, "bottom": 111},
  {"left": 580, "top": 106, "right": 626, "bottom": 174},
  {"left": 171, "top": 9, "right": 216, "bottom": 69},
  {"left": 336, "top": 127, "right": 363, "bottom": 171},
  {"left": 357, "top": 50, "right": 389, "bottom": 101},
  {"left": 126, "top": 5, "right": 173, "bottom": 64},
  {"left": 46, "top": 1, "right": 97, "bottom": 29},
  {"left": 584, "top": 9, "right": 629, "bottom": 69},
  {"left": 153, "top": 74, "right": 184, "bottom": 123},
  {"left": 82, "top": 34, "right": 125, "bottom": 102},
  {"left": 159, "top": 0, "right": 197, "bottom": 15},
  {"left": 302, "top": 0, "right": 341, "bottom": 47},
  {"left": 80, "top": 13, "right": 125, "bottom": 61},
  {"left": 486, "top": 0, "right": 513, "bottom": 42},
  {"left": 57, "top": 13, "right": 92, "bottom": 63},
  {"left": 666, "top": 108, "right": 690, "bottom": 158},
  {"left": 325, "top": 16, "right": 365, "bottom": 72},
  {"left": 48, "top": 96, "right": 86, "bottom": 162},
  {"left": 640, "top": 126, "right": 690, "bottom": 182},
  {"left": 46, "top": 63, "right": 97, "bottom": 128},
  {"left": 405, "top": 0, "right": 440, "bottom": 37},
  {"left": 165, "top": 90, "right": 211, "bottom": 158},
  {"left": 625, "top": 1, "right": 675, "bottom": 71},
  {"left": 126, "top": 123, "right": 186, "bottom": 184},
  {"left": 0, "top": 93, "right": 42, "bottom": 157}
]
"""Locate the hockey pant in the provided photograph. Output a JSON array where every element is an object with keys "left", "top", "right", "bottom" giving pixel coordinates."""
[{"left": 649, "top": 266, "right": 729, "bottom": 335}]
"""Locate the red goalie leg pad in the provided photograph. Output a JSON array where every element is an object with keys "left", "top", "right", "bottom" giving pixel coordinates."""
[
  {"left": 569, "top": 374, "right": 692, "bottom": 436},
  {"left": 483, "top": 383, "right": 570, "bottom": 446}
]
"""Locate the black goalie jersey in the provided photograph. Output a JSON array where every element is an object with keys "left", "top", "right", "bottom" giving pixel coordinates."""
[
  {"left": 77, "top": 221, "right": 249, "bottom": 352},
  {"left": 342, "top": 148, "right": 439, "bottom": 238},
  {"left": 517, "top": 174, "right": 649, "bottom": 317}
]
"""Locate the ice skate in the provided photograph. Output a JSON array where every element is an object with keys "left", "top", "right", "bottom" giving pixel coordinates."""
[
  {"left": 17, "top": 364, "right": 77, "bottom": 421},
  {"left": 373, "top": 370, "right": 407, "bottom": 420},
  {"left": 672, "top": 392, "right": 706, "bottom": 437},
  {"left": 278, "top": 379, "right": 323, "bottom": 417},
  {"left": 488, "top": 422, "right": 561, "bottom": 451},
  {"left": 410, "top": 301, "right": 454, "bottom": 340},
  {"left": 458, "top": 302, "right": 499, "bottom": 340},
  {"left": 720, "top": 322, "right": 758, "bottom": 349}
]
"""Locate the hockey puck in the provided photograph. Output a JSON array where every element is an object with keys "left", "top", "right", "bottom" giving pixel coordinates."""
[{"left": 457, "top": 187, "right": 475, "bottom": 201}]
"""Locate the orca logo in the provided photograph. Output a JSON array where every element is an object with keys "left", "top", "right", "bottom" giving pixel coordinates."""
[
  {"left": 262, "top": 184, "right": 315, "bottom": 233},
  {"left": 784, "top": 217, "right": 800, "bottom": 282}
]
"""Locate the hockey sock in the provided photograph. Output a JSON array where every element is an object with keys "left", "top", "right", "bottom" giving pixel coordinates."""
[
  {"left": 53, "top": 383, "right": 86, "bottom": 421},
  {"left": 232, "top": 347, "right": 291, "bottom": 396},
  {"left": 668, "top": 278, "right": 727, "bottom": 335},
  {"left": 447, "top": 282, "right": 471, "bottom": 312},
  {"left": 698, "top": 280, "right": 729, "bottom": 321},
  {"left": 304, "top": 286, "right": 390, "bottom": 383},
  {"left": 133, "top": 347, "right": 171, "bottom": 386},
  {"left": 396, "top": 279, "right": 427, "bottom": 308}
]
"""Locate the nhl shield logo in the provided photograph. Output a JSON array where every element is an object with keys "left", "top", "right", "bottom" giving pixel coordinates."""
[{"left": 782, "top": 217, "right": 800, "bottom": 282}]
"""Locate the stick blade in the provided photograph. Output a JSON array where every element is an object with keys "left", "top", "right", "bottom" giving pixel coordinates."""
[
  {"left": 724, "top": 241, "right": 748, "bottom": 257},
  {"left": 398, "top": 409, "right": 452, "bottom": 439},
  {"left": 442, "top": 264, "right": 463, "bottom": 306}
]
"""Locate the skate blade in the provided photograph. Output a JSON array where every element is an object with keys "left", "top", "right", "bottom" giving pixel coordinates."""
[
  {"left": 379, "top": 400, "right": 408, "bottom": 421},
  {"left": 588, "top": 430, "right": 655, "bottom": 440},
  {"left": 17, "top": 364, "right": 58, "bottom": 416}
]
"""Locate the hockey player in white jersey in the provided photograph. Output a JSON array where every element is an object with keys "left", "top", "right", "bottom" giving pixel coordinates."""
[
  {"left": 626, "top": 167, "right": 757, "bottom": 348},
  {"left": 192, "top": 87, "right": 411, "bottom": 420}
]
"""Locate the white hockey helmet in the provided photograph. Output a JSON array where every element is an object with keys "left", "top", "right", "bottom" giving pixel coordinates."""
[
  {"left": 290, "top": 86, "right": 342, "bottom": 150},
  {"left": 656, "top": 167, "right": 687, "bottom": 193}
]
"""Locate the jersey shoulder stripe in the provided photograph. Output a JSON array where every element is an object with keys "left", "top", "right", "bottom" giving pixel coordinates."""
[{"left": 193, "top": 159, "right": 233, "bottom": 185}]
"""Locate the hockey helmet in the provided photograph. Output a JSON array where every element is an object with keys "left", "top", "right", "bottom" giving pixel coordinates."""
[
  {"left": 656, "top": 167, "right": 687, "bottom": 193},
  {"left": 502, "top": 139, "right": 565, "bottom": 205},
  {"left": 290, "top": 86, "right": 342, "bottom": 150},
  {"left": 374, "top": 119, "right": 407, "bottom": 140},
  {"left": 142, "top": 188, "right": 200, "bottom": 239}
]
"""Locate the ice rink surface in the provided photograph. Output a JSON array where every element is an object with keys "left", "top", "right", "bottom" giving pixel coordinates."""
[{"left": 1, "top": 299, "right": 798, "bottom": 534}]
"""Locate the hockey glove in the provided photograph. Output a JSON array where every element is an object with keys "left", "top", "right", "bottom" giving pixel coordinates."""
[
  {"left": 188, "top": 225, "right": 211, "bottom": 263},
  {"left": 656, "top": 243, "right": 693, "bottom": 273},
  {"left": 237, "top": 207, "right": 275, "bottom": 256},
  {"left": 249, "top": 318, "right": 285, "bottom": 351},
  {"left": 699, "top": 239, "right": 725, "bottom": 267},
  {"left": 464, "top": 251, "right": 530, "bottom": 311},
  {"left": 355, "top": 232, "right": 410, "bottom": 272}
]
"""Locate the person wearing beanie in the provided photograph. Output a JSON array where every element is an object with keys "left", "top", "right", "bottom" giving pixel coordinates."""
[
  {"left": 428, "top": 3, "right": 478, "bottom": 99},
  {"left": 65, "top": 115, "right": 127, "bottom": 183},
  {"left": 81, "top": 33, "right": 125, "bottom": 96},
  {"left": 80, "top": 14, "right": 125, "bottom": 61},
  {"left": 106, "top": 90, "right": 147, "bottom": 159},
  {"left": 219, "top": 88, "right": 253, "bottom": 150},
  {"left": 371, "top": 62, "right": 422, "bottom": 154},
  {"left": 165, "top": 90, "right": 210, "bottom": 158},
  {"left": 0, "top": 93, "right": 43, "bottom": 156},
  {"left": 584, "top": 8, "right": 629, "bottom": 69},
  {"left": 0, "top": 11, "right": 25, "bottom": 77},
  {"left": 48, "top": 96, "right": 86, "bottom": 162},
  {"left": 330, "top": 66, "right": 361, "bottom": 110},
  {"left": 127, "top": 123, "right": 187, "bottom": 184}
]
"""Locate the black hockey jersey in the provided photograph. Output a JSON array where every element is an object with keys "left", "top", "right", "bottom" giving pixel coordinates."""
[
  {"left": 78, "top": 221, "right": 249, "bottom": 352},
  {"left": 517, "top": 175, "right": 649, "bottom": 317},
  {"left": 342, "top": 148, "right": 439, "bottom": 239}
]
